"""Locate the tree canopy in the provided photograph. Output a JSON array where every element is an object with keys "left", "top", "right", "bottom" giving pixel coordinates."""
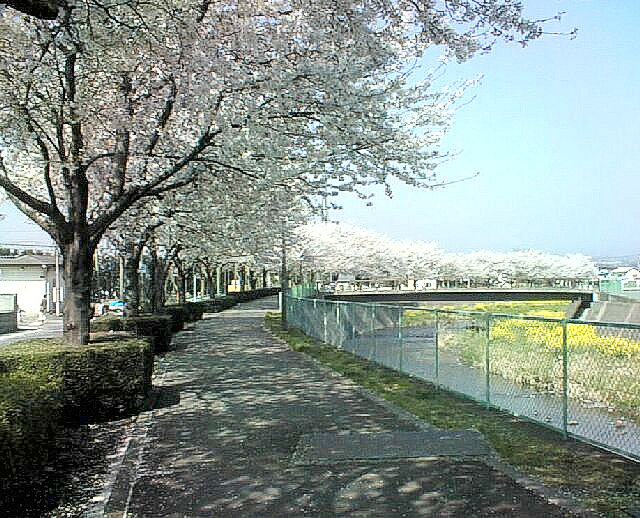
[
  {"left": 293, "top": 222, "right": 597, "bottom": 284},
  {"left": 0, "top": 0, "right": 553, "bottom": 343}
]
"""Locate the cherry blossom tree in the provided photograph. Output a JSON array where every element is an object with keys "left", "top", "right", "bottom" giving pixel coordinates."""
[
  {"left": 103, "top": 200, "right": 172, "bottom": 315},
  {"left": 293, "top": 222, "right": 597, "bottom": 288},
  {"left": 0, "top": 1, "right": 551, "bottom": 343},
  {"left": 293, "top": 222, "right": 442, "bottom": 283}
]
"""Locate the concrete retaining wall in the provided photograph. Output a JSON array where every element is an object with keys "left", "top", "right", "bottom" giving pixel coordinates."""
[
  {"left": 581, "top": 302, "right": 640, "bottom": 324},
  {"left": 327, "top": 289, "right": 594, "bottom": 304}
]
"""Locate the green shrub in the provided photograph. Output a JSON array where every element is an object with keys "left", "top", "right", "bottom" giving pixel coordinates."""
[
  {"left": 0, "top": 338, "right": 152, "bottom": 424},
  {"left": 215, "top": 296, "right": 237, "bottom": 310},
  {"left": 0, "top": 371, "right": 63, "bottom": 482},
  {"left": 182, "top": 302, "right": 204, "bottom": 322},
  {"left": 90, "top": 314, "right": 122, "bottom": 333},
  {"left": 161, "top": 305, "right": 189, "bottom": 332},
  {"left": 196, "top": 300, "right": 221, "bottom": 313},
  {"left": 224, "top": 289, "right": 279, "bottom": 305},
  {"left": 122, "top": 315, "right": 172, "bottom": 353},
  {"left": 230, "top": 292, "right": 249, "bottom": 303},
  {"left": 91, "top": 315, "right": 173, "bottom": 354}
]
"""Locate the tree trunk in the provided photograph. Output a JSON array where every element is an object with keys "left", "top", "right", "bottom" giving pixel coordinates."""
[
  {"left": 178, "top": 273, "right": 186, "bottom": 303},
  {"left": 148, "top": 246, "right": 158, "bottom": 313},
  {"left": 148, "top": 243, "right": 170, "bottom": 313},
  {"left": 124, "top": 253, "right": 141, "bottom": 317},
  {"left": 206, "top": 269, "right": 214, "bottom": 299},
  {"left": 156, "top": 262, "right": 169, "bottom": 309},
  {"left": 239, "top": 264, "right": 245, "bottom": 292},
  {"left": 63, "top": 237, "right": 94, "bottom": 345},
  {"left": 171, "top": 256, "right": 188, "bottom": 304}
]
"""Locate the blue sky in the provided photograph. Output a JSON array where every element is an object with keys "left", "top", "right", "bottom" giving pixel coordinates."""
[
  {"left": 335, "top": 0, "right": 640, "bottom": 259},
  {"left": 0, "top": 201, "right": 54, "bottom": 249}
]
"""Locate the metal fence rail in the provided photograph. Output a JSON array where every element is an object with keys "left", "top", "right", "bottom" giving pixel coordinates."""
[{"left": 286, "top": 295, "right": 640, "bottom": 461}]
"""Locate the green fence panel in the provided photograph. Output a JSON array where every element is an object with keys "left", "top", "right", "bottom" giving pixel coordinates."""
[{"left": 284, "top": 295, "right": 640, "bottom": 461}]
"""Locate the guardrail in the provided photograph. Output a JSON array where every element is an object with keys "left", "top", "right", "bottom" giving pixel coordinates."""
[{"left": 286, "top": 295, "right": 640, "bottom": 461}]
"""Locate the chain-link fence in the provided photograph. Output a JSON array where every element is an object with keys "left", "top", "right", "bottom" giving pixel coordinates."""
[
  {"left": 290, "top": 283, "right": 318, "bottom": 298},
  {"left": 286, "top": 295, "right": 640, "bottom": 461}
]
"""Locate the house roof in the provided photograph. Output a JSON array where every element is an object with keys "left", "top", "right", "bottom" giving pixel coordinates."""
[{"left": 0, "top": 254, "right": 57, "bottom": 266}]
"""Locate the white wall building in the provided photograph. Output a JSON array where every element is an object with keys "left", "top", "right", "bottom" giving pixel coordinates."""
[{"left": 0, "top": 254, "right": 63, "bottom": 314}]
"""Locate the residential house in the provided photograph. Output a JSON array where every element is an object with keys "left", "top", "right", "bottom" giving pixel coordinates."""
[
  {"left": 0, "top": 254, "right": 63, "bottom": 314},
  {"left": 599, "top": 266, "right": 640, "bottom": 296}
]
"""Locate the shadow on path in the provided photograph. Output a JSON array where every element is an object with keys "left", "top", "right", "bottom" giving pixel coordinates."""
[{"left": 103, "top": 296, "right": 572, "bottom": 517}]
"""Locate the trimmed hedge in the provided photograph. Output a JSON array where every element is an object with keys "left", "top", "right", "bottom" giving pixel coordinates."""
[
  {"left": 92, "top": 314, "right": 173, "bottom": 353},
  {"left": 182, "top": 302, "right": 204, "bottom": 322},
  {"left": 160, "top": 305, "right": 189, "bottom": 332},
  {"left": 193, "top": 289, "right": 279, "bottom": 313},
  {"left": 122, "top": 316, "right": 172, "bottom": 353},
  {"left": 213, "top": 296, "right": 238, "bottom": 311},
  {"left": 0, "top": 371, "right": 63, "bottom": 483},
  {"left": 0, "top": 337, "right": 152, "bottom": 487},
  {"left": 90, "top": 314, "right": 122, "bottom": 333},
  {"left": 0, "top": 338, "right": 153, "bottom": 424}
]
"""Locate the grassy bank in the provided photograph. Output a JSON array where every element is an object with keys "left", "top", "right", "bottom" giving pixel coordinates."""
[
  {"left": 266, "top": 312, "right": 640, "bottom": 517},
  {"left": 401, "top": 300, "right": 640, "bottom": 421},
  {"left": 445, "top": 321, "right": 640, "bottom": 418},
  {"left": 404, "top": 300, "right": 571, "bottom": 324}
]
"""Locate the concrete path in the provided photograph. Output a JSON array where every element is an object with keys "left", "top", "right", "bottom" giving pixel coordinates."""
[
  {"left": 0, "top": 315, "right": 62, "bottom": 345},
  {"left": 100, "top": 297, "right": 574, "bottom": 517}
]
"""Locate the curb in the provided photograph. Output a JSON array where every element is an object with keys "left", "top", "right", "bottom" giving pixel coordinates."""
[{"left": 90, "top": 328, "right": 181, "bottom": 517}]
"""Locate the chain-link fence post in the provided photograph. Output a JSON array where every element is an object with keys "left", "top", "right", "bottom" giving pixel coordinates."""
[
  {"left": 485, "top": 313, "right": 491, "bottom": 407},
  {"left": 434, "top": 310, "right": 440, "bottom": 389},
  {"left": 562, "top": 319, "right": 568, "bottom": 438},
  {"left": 351, "top": 303, "right": 356, "bottom": 341},
  {"left": 336, "top": 301, "right": 341, "bottom": 347},
  {"left": 370, "top": 304, "right": 376, "bottom": 362},
  {"left": 398, "top": 306, "right": 403, "bottom": 372},
  {"left": 368, "top": 306, "right": 375, "bottom": 362},
  {"left": 312, "top": 298, "right": 317, "bottom": 339},
  {"left": 323, "top": 301, "right": 328, "bottom": 344}
]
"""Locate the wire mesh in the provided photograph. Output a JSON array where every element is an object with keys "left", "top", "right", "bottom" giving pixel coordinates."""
[
  {"left": 566, "top": 321, "right": 640, "bottom": 458},
  {"left": 341, "top": 302, "right": 368, "bottom": 355},
  {"left": 487, "top": 315, "right": 566, "bottom": 430},
  {"left": 284, "top": 296, "right": 640, "bottom": 460},
  {"left": 368, "top": 304, "right": 401, "bottom": 370},
  {"left": 435, "top": 310, "right": 488, "bottom": 403},
  {"left": 398, "top": 307, "right": 438, "bottom": 384}
]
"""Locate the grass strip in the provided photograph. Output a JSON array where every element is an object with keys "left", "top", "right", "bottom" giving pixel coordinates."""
[{"left": 265, "top": 312, "right": 640, "bottom": 517}]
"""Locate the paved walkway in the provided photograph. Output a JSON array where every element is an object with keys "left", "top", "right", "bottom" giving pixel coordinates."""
[
  {"left": 99, "top": 297, "right": 574, "bottom": 517},
  {"left": 0, "top": 315, "right": 62, "bottom": 345}
]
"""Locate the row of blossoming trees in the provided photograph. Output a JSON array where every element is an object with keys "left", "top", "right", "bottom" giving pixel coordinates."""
[
  {"left": 0, "top": 0, "right": 556, "bottom": 344},
  {"left": 291, "top": 223, "right": 598, "bottom": 288}
]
